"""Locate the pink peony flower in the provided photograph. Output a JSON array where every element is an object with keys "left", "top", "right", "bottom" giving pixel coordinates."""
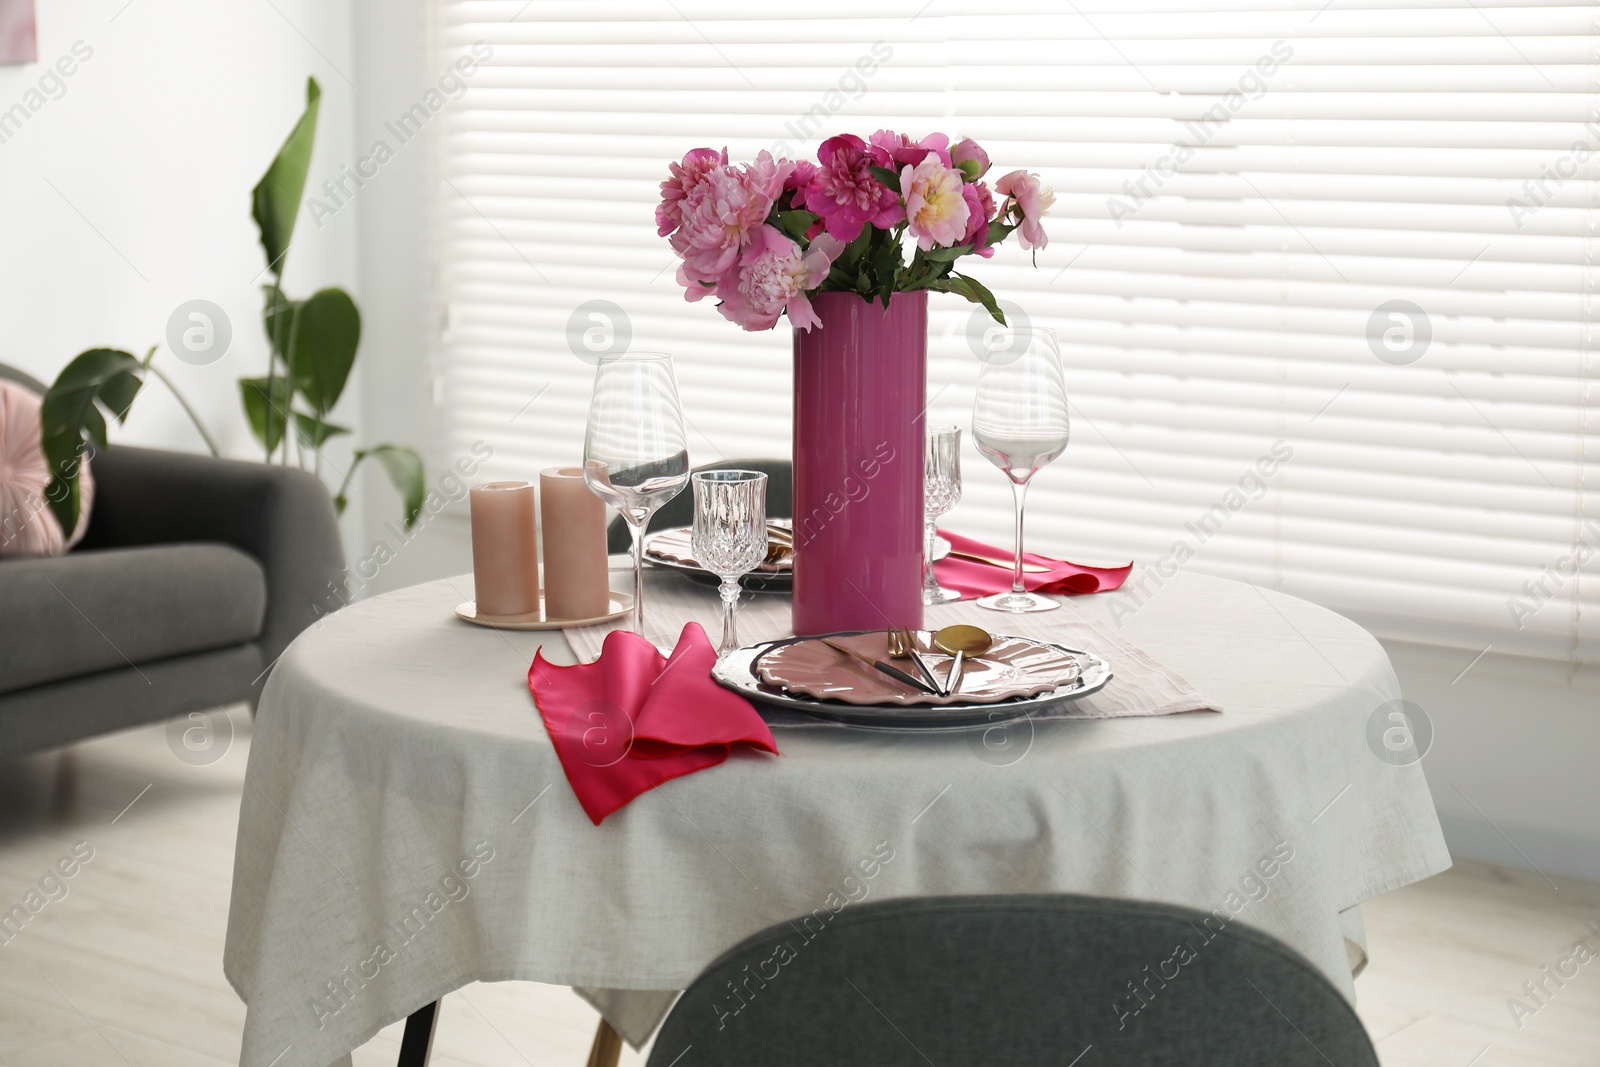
[
  {"left": 671, "top": 151, "right": 792, "bottom": 289},
  {"left": 657, "top": 147, "right": 727, "bottom": 238},
  {"left": 901, "top": 153, "right": 971, "bottom": 251},
  {"left": 716, "top": 226, "right": 845, "bottom": 331},
  {"left": 676, "top": 262, "right": 721, "bottom": 302},
  {"left": 951, "top": 137, "right": 990, "bottom": 181},
  {"left": 802, "top": 134, "right": 903, "bottom": 242},
  {"left": 961, "top": 180, "right": 996, "bottom": 257},
  {"left": 870, "top": 130, "right": 952, "bottom": 169},
  {"left": 782, "top": 159, "right": 817, "bottom": 207},
  {"left": 995, "top": 169, "right": 1054, "bottom": 251}
]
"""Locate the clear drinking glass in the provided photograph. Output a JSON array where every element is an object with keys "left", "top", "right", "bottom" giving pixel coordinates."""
[
  {"left": 582, "top": 352, "right": 691, "bottom": 635},
  {"left": 691, "top": 470, "right": 768, "bottom": 655},
  {"left": 971, "top": 326, "right": 1070, "bottom": 613},
  {"left": 923, "top": 425, "right": 963, "bottom": 604}
]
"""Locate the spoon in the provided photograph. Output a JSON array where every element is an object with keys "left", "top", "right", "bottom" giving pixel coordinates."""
[{"left": 932, "top": 624, "right": 995, "bottom": 696}]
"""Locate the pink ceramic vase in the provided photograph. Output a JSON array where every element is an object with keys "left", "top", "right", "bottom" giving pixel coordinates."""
[{"left": 791, "top": 291, "right": 926, "bottom": 635}]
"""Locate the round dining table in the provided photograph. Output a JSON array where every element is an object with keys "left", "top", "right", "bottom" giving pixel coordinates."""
[{"left": 223, "top": 567, "right": 1450, "bottom": 1067}]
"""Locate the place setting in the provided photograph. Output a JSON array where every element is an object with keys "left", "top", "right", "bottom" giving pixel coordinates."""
[{"left": 460, "top": 319, "right": 1204, "bottom": 760}]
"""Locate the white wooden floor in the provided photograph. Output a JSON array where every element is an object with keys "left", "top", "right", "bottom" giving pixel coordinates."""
[{"left": 0, "top": 710, "right": 1594, "bottom": 1066}]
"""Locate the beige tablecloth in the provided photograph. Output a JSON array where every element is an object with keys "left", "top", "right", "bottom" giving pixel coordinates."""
[{"left": 223, "top": 569, "right": 1450, "bottom": 1067}]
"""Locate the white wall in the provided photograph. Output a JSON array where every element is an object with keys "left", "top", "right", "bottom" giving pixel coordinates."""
[
  {"left": 1, "top": 0, "right": 364, "bottom": 548},
  {"left": 1386, "top": 641, "right": 1600, "bottom": 883},
  {"left": 344, "top": 0, "right": 478, "bottom": 595}
]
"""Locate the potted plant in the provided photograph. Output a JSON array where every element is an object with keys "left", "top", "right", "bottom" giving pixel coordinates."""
[{"left": 41, "top": 77, "right": 424, "bottom": 536}]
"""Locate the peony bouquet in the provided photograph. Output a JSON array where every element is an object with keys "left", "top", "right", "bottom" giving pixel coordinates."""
[{"left": 656, "top": 132, "right": 1053, "bottom": 332}]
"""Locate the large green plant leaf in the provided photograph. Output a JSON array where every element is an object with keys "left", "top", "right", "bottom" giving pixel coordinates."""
[
  {"left": 287, "top": 287, "right": 360, "bottom": 416},
  {"left": 40, "top": 348, "right": 144, "bottom": 533},
  {"left": 293, "top": 413, "right": 350, "bottom": 448},
  {"left": 251, "top": 77, "right": 322, "bottom": 276},
  {"left": 239, "top": 375, "right": 294, "bottom": 454},
  {"left": 261, "top": 283, "right": 297, "bottom": 363},
  {"left": 336, "top": 445, "right": 425, "bottom": 529}
]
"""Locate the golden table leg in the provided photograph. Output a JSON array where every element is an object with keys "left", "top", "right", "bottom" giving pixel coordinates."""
[{"left": 584, "top": 1017, "right": 623, "bottom": 1067}]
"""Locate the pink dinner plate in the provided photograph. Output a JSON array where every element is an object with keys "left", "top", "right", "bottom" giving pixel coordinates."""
[{"left": 754, "top": 629, "right": 1082, "bottom": 707}]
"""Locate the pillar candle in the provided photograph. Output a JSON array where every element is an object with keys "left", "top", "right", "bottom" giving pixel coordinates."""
[
  {"left": 470, "top": 481, "right": 540, "bottom": 616},
  {"left": 539, "top": 466, "right": 610, "bottom": 619}
]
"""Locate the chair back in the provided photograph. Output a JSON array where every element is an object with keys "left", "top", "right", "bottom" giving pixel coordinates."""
[
  {"left": 605, "top": 458, "right": 792, "bottom": 553},
  {"left": 645, "top": 894, "right": 1378, "bottom": 1067}
]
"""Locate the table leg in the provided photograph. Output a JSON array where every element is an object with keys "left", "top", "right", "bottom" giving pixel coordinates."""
[
  {"left": 397, "top": 999, "right": 440, "bottom": 1067},
  {"left": 584, "top": 1018, "right": 623, "bottom": 1067}
]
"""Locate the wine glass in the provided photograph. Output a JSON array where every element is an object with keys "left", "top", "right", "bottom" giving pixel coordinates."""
[
  {"left": 691, "top": 470, "right": 768, "bottom": 655},
  {"left": 971, "top": 326, "right": 1070, "bottom": 613},
  {"left": 923, "top": 425, "right": 962, "bottom": 604},
  {"left": 582, "top": 352, "right": 690, "bottom": 635}
]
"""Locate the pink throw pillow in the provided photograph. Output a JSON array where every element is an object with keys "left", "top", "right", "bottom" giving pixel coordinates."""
[{"left": 0, "top": 379, "right": 94, "bottom": 557}]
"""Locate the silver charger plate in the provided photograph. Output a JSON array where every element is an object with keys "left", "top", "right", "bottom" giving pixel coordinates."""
[{"left": 711, "top": 631, "right": 1113, "bottom": 729}]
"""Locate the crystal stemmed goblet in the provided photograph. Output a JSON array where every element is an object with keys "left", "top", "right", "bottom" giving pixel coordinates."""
[
  {"left": 971, "top": 326, "right": 1070, "bottom": 613},
  {"left": 582, "top": 352, "right": 690, "bottom": 636},
  {"left": 691, "top": 470, "right": 768, "bottom": 655},
  {"left": 922, "top": 425, "right": 963, "bottom": 604}
]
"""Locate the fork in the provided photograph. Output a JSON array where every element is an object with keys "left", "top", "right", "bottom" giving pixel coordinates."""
[{"left": 887, "top": 627, "right": 945, "bottom": 695}]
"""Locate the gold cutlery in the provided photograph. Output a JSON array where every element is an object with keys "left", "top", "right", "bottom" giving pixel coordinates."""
[
  {"left": 945, "top": 549, "right": 1050, "bottom": 573},
  {"left": 932, "top": 624, "right": 996, "bottom": 696}
]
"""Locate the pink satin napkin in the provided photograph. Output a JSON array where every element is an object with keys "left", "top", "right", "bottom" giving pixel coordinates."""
[
  {"left": 933, "top": 530, "right": 1132, "bottom": 600},
  {"left": 528, "top": 622, "right": 778, "bottom": 825}
]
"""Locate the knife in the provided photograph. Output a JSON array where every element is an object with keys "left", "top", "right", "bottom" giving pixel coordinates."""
[{"left": 820, "top": 638, "right": 940, "bottom": 696}]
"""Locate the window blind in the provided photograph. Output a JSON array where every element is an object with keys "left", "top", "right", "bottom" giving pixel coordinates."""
[{"left": 432, "top": 0, "right": 1599, "bottom": 662}]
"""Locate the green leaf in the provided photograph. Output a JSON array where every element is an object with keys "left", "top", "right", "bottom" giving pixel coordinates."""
[
  {"left": 845, "top": 225, "right": 874, "bottom": 259},
  {"left": 40, "top": 349, "right": 145, "bottom": 533},
  {"left": 868, "top": 238, "right": 902, "bottom": 304},
  {"left": 918, "top": 243, "right": 973, "bottom": 263},
  {"left": 239, "top": 375, "right": 294, "bottom": 454},
  {"left": 867, "top": 165, "right": 902, "bottom": 194},
  {"left": 350, "top": 445, "right": 426, "bottom": 528},
  {"left": 261, "top": 284, "right": 297, "bottom": 363},
  {"left": 286, "top": 287, "right": 360, "bottom": 416},
  {"left": 293, "top": 413, "right": 351, "bottom": 447},
  {"left": 252, "top": 77, "right": 322, "bottom": 277},
  {"left": 985, "top": 218, "right": 1018, "bottom": 247},
  {"left": 929, "top": 273, "right": 1007, "bottom": 324},
  {"left": 773, "top": 209, "right": 819, "bottom": 244}
]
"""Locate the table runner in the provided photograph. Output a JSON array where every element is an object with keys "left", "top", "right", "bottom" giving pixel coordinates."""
[
  {"left": 224, "top": 569, "right": 1452, "bottom": 1067},
  {"left": 564, "top": 575, "right": 1215, "bottom": 723}
]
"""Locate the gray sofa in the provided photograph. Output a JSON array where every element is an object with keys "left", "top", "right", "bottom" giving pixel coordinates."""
[{"left": 0, "top": 363, "right": 345, "bottom": 758}]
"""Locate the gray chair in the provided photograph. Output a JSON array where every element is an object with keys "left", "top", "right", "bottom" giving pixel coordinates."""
[
  {"left": 644, "top": 894, "right": 1380, "bottom": 1066},
  {"left": 0, "top": 362, "right": 345, "bottom": 759},
  {"left": 605, "top": 458, "right": 792, "bottom": 554}
]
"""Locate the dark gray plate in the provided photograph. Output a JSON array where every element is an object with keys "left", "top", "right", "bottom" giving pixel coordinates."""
[
  {"left": 643, "top": 526, "right": 792, "bottom": 592},
  {"left": 711, "top": 630, "right": 1112, "bottom": 729},
  {"left": 644, "top": 527, "right": 952, "bottom": 594}
]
